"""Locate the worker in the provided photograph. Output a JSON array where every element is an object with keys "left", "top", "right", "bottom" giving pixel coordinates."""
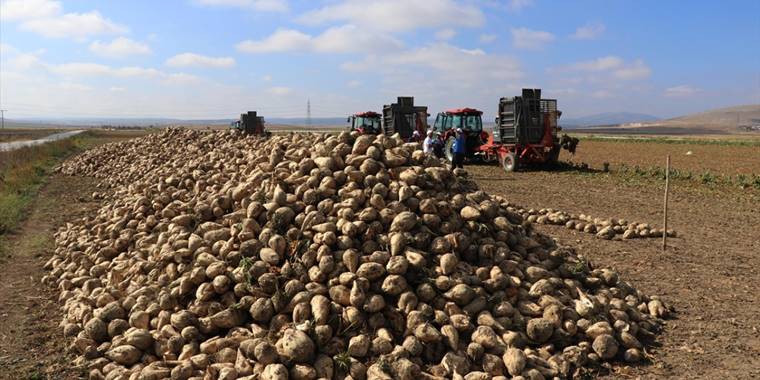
[
  {"left": 451, "top": 128, "right": 466, "bottom": 172},
  {"left": 423, "top": 130, "right": 434, "bottom": 155},
  {"left": 412, "top": 130, "right": 421, "bottom": 142}
]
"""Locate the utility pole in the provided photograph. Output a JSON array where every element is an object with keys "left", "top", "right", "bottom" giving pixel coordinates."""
[
  {"left": 306, "top": 99, "right": 311, "bottom": 126},
  {"left": 0, "top": 110, "right": 6, "bottom": 129}
]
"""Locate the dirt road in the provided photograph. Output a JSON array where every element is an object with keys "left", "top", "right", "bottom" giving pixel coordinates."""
[{"left": 0, "top": 175, "right": 102, "bottom": 379}]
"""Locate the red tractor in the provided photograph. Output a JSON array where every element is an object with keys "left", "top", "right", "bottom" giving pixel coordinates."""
[
  {"left": 347, "top": 111, "right": 382, "bottom": 135},
  {"left": 432, "top": 108, "right": 489, "bottom": 161},
  {"left": 437, "top": 89, "right": 577, "bottom": 172}
]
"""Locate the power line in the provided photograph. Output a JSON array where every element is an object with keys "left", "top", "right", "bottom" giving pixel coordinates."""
[{"left": 306, "top": 99, "right": 311, "bottom": 126}]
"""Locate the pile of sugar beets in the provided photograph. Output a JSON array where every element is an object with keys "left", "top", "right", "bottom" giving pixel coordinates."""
[
  {"left": 48, "top": 129, "right": 671, "bottom": 380},
  {"left": 514, "top": 209, "right": 677, "bottom": 240}
]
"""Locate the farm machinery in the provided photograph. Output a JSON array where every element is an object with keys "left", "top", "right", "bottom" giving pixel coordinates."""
[
  {"left": 382, "top": 96, "right": 429, "bottom": 141},
  {"left": 437, "top": 88, "right": 578, "bottom": 171},
  {"left": 347, "top": 111, "right": 382, "bottom": 135},
  {"left": 432, "top": 108, "right": 488, "bottom": 162},
  {"left": 231, "top": 111, "right": 269, "bottom": 136}
]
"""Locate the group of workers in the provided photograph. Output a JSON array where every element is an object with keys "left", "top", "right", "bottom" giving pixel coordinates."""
[{"left": 417, "top": 128, "right": 466, "bottom": 172}]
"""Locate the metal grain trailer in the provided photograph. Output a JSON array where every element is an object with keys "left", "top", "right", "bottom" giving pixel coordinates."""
[
  {"left": 231, "top": 111, "right": 268, "bottom": 136},
  {"left": 491, "top": 88, "right": 568, "bottom": 171},
  {"left": 382, "top": 96, "right": 429, "bottom": 141}
]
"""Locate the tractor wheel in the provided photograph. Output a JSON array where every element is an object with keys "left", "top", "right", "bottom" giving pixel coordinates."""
[
  {"left": 444, "top": 137, "right": 456, "bottom": 162},
  {"left": 502, "top": 152, "right": 518, "bottom": 172}
]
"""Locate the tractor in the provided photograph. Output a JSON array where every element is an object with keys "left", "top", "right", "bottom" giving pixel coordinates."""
[
  {"left": 382, "top": 96, "right": 429, "bottom": 141},
  {"left": 432, "top": 108, "right": 489, "bottom": 162},
  {"left": 347, "top": 111, "right": 382, "bottom": 135},
  {"left": 231, "top": 111, "right": 269, "bottom": 136}
]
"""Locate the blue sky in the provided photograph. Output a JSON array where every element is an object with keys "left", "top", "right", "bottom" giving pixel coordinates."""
[{"left": 1, "top": 0, "right": 758, "bottom": 119}]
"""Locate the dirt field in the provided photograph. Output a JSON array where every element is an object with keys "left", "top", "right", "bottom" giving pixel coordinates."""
[
  {"left": 567, "top": 137, "right": 760, "bottom": 176},
  {"left": 0, "top": 133, "right": 759, "bottom": 379}
]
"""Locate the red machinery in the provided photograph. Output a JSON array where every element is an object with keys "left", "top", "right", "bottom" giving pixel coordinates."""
[
  {"left": 347, "top": 111, "right": 382, "bottom": 135},
  {"left": 488, "top": 89, "right": 565, "bottom": 171},
  {"left": 436, "top": 89, "right": 574, "bottom": 172},
  {"left": 432, "top": 108, "right": 489, "bottom": 161}
]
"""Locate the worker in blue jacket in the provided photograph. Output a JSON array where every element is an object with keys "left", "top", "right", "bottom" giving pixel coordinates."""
[{"left": 451, "top": 128, "right": 466, "bottom": 172}]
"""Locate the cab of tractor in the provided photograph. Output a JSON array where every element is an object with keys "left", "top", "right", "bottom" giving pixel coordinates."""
[
  {"left": 347, "top": 111, "right": 382, "bottom": 135},
  {"left": 432, "top": 108, "right": 487, "bottom": 161}
]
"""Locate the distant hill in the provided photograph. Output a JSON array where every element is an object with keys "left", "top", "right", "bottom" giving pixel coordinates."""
[
  {"left": 571, "top": 104, "right": 760, "bottom": 135},
  {"left": 666, "top": 104, "right": 760, "bottom": 127},
  {"left": 562, "top": 112, "right": 660, "bottom": 128}
]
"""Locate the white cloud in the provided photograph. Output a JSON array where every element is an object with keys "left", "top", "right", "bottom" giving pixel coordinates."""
[
  {"left": 89, "top": 38, "right": 151, "bottom": 58},
  {"left": 591, "top": 89, "right": 613, "bottom": 98},
  {"left": 297, "top": 0, "right": 483, "bottom": 32},
  {"left": 558, "top": 56, "right": 651, "bottom": 80},
  {"left": 19, "top": 11, "right": 127, "bottom": 40},
  {"left": 237, "top": 25, "right": 403, "bottom": 54},
  {"left": 511, "top": 27, "right": 555, "bottom": 50},
  {"left": 343, "top": 43, "right": 522, "bottom": 84},
  {"left": 508, "top": 0, "right": 533, "bottom": 11},
  {"left": 612, "top": 59, "right": 651, "bottom": 80},
  {"left": 57, "top": 82, "right": 92, "bottom": 91},
  {"left": 0, "top": 0, "right": 61, "bottom": 21},
  {"left": 313, "top": 25, "right": 403, "bottom": 53},
  {"left": 267, "top": 86, "right": 292, "bottom": 96},
  {"left": 48, "top": 62, "right": 162, "bottom": 78},
  {"left": 109, "top": 87, "right": 126, "bottom": 92},
  {"left": 237, "top": 29, "right": 311, "bottom": 53},
  {"left": 570, "top": 56, "right": 624, "bottom": 71},
  {"left": 0, "top": 43, "right": 16, "bottom": 55},
  {"left": 435, "top": 29, "right": 456, "bottom": 40},
  {"left": 571, "top": 23, "right": 606, "bottom": 40},
  {"left": 479, "top": 34, "right": 496, "bottom": 43},
  {"left": 163, "top": 73, "right": 202, "bottom": 84},
  {"left": 347, "top": 80, "right": 361, "bottom": 88},
  {"left": 165, "top": 53, "right": 236, "bottom": 68},
  {"left": 664, "top": 85, "right": 700, "bottom": 97},
  {"left": 194, "top": 0, "right": 288, "bottom": 12},
  {"left": 262, "top": 75, "right": 272, "bottom": 81}
]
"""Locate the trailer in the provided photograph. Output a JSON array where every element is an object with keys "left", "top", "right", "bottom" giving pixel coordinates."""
[
  {"left": 486, "top": 88, "right": 564, "bottom": 171},
  {"left": 231, "top": 111, "right": 269, "bottom": 136},
  {"left": 382, "top": 96, "right": 429, "bottom": 141}
]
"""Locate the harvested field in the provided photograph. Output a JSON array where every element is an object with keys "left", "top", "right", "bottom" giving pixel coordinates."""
[{"left": 566, "top": 137, "right": 760, "bottom": 176}]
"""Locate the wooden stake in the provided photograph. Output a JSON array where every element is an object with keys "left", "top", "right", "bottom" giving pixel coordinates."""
[{"left": 663, "top": 155, "right": 670, "bottom": 251}]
